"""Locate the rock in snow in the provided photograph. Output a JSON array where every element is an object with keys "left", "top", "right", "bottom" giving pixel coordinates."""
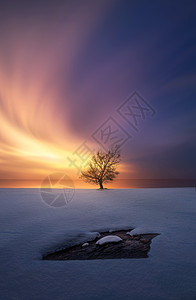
[{"left": 96, "top": 235, "right": 122, "bottom": 245}]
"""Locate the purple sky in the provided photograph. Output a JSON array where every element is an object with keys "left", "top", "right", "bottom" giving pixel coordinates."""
[{"left": 0, "top": 0, "right": 196, "bottom": 184}]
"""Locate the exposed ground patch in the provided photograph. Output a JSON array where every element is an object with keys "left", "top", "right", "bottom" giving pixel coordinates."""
[{"left": 43, "top": 230, "right": 159, "bottom": 260}]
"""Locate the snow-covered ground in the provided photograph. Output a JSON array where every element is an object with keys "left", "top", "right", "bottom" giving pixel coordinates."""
[{"left": 0, "top": 188, "right": 196, "bottom": 300}]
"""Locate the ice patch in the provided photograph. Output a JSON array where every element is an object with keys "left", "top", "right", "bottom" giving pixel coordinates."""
[
  {"left": 82, "top": 243, "right": 89, "bottom": 247},
  {"left": 96, "top": 235, "right": 122, "bottom": 245},
  {"left": 130, "top": 227, "right": 158, "bottom": 235}
]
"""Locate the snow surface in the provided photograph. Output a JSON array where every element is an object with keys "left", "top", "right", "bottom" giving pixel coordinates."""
[
  {"left": 96, "top": 235, "right": 122, "bottom": 245},
  {"left": 82, "top": 243, "right": 89, "bottom": 247},
  {"left": 0, "top": 188, "right": 196, "bottom": 300}
]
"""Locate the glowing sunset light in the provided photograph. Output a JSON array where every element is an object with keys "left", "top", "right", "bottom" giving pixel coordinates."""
[
  {"left": 0, "top": 1, "right": 195, "bottom": 188},
  {"left": 0, "top": 2, "right": 110, "bottom": 186}
]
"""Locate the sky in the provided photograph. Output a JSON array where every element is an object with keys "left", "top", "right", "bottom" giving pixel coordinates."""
[{"left": 0, "top": 0, "right": 196, "bottom": 187}]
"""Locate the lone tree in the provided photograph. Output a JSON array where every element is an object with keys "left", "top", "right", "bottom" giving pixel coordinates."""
[{"left": 80, "top": 146, "right": 120, "bottom": 189}]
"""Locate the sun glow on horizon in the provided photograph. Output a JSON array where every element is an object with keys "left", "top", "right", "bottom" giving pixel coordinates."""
[{"left": 0, "top": 2, "right": 121, "bottom": 185}]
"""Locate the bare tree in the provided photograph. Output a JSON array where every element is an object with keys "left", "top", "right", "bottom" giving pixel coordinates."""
[{"left": 80, "top": 146, "right": 120, "bottom": 189}]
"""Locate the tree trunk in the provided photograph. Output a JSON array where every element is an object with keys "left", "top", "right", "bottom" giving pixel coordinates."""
[{"left": 99, "top": 182, "right": 103, "bottom": 189}]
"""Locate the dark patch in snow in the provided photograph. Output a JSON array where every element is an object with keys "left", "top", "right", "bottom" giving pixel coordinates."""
[{"left": 43, "top": 230, "right": 159, "bottom": 260}]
